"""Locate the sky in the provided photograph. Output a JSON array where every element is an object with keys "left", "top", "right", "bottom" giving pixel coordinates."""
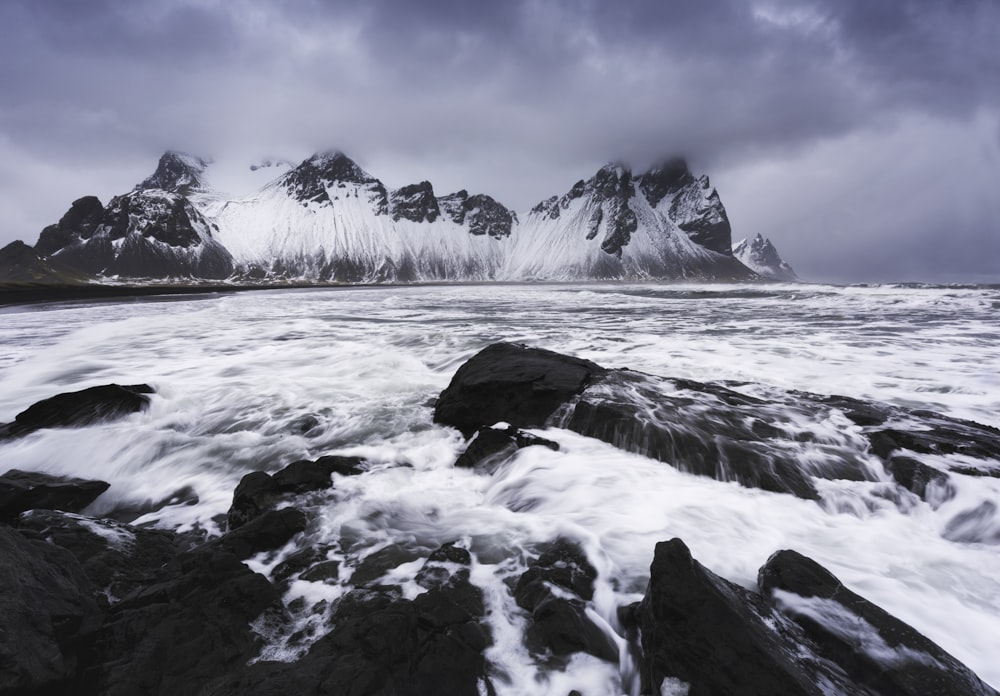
[{"left": 0, "top": 0, "right": 997, "bottom": 283}]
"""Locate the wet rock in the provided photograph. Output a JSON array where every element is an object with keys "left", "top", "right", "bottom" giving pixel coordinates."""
[
  {"left": 87, "top": 548, "right": 280, "bottom": 696},
  {"left": 434, "top": 342, "right": 606, "bottom": 437},
  {"left": 0, "top": 526, "right": 101, "bottom": 694},
  {"left": 416, "top": 543, "right": 484, "bottom": 619},
  {"left": 942, "top": 501, "right": 1000, "bottom": 545},
  {"left": 0, "top": 469, "right": 110, "bottom": 521},
  {"left": 210, "top": 583, "right": 491, "bottom": 696},
  {"left": 350, "top": 543, "right": 424, "bottom": 587},
  {"left": 299, "top": 560, "right": 341, "bottom": 584},
  {"left": 215, "top": 507, "right": 307, "bottom": 560},
  {"left": 513, "top": 539, "right": 614, "bottom": 662},
  {"left": 272, "top": 546, "right": 332, "bottom": 584},
  {"left": 884, "top": 455, "right": 955, "bottom": 504},
  {"left": 454, "top": 425, "right": 560, "bottom": 472},
  {"left": 566, "top": 371, "right": 826, "bottom": 499},
  {"left": 0, "top": 383, "right": 153, "bottom": 440},
  {"left": 759, "top": 548, "right": 998, "bottom": 696},
  {"left": 16, "top": 509, "right": 178, "bottom": 601},
  {"left": 637, "top": 538, "right": 855, "bottom": 696},
  {"left": 228, "top": 455, "right": 364, "bottom": 529}
]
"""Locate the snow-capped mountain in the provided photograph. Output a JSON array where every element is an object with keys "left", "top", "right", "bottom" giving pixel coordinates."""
[
  {"left": 34, "top": 153, "right": 233, "bottom": 279},
  {"left": 733, "top": 233, "right": 798, "bottom": 281},
  {"left": 505, "top": 158, "right": 752, "bottom": 280},
  {"left": 32, "top": 150, "right": 793, "bottom": 282}
]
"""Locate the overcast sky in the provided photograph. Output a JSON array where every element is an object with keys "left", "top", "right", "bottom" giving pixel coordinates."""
[{"left": 1, "top": 0, "right": 997, "bottom": 282}]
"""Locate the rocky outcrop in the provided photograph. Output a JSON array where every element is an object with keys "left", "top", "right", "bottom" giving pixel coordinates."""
[
  {"left": 0, "top": 383, "right": 154, "bottom": 441},
  {"left": 0, "top": 240, "right": 92, "bottom": 284},
  {"left": 0, "top": 384, "right": 153, "bottom": 443},
  {"left": 454, "top": 424, "right": 559, "bottom": 472},
  {"left": 136, "top": 151, "right": 209, "bottom": 195},
  {"left": 390, "top": 181, "right": 441, "bottom": 223},
  {"left": 436, "top": 343, "right": 1000, "bottom": 502},
  {"left": 0, "top": 470, "right": 110, "bottom": 521},
  {"left": 277, "top": 150, "right": 389, "bottom": 214},
  {"left": 37, "top": 189, "right": 234, "bottom": 279}
]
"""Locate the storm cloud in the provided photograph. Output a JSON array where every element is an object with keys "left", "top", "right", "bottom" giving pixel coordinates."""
[{"left": 1, "top": 0, "right": 997, "bottom": 281}]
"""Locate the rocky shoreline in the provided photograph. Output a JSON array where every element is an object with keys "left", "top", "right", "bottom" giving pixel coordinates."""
[{"left": 2, "top": 343, "right": 998, "bottom": 695}]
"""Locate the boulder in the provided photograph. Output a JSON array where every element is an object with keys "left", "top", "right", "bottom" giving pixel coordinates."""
[
  {"left": 215, "top": 507, "right": 307, "bottom": 560},
  {"left": 0, "top": 469, "right": 110, "bottom": 520},
  {"left": 227, "top": 455, "right": 364, "bottom": 530},
  {"left": 0, "top": 527, "right": 101, "bottom": 694},
  {"left": 0, "top": 383, "right": 154, "bottom": 440},
  {"left": 759, "top": 549, "right": 998, "bottom": 696},
  {"left": 434, "top": 343, "right": 606, "bottom": 437},
  {"left": 636, "top": 538, "right": 855, "bottom": 696}
]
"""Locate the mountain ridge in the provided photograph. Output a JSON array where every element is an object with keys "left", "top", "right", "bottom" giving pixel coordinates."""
[{"left": 26, "top": 150, "right": 797, "bottom": 283}]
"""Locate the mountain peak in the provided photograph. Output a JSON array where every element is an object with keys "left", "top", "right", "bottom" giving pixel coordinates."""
[
  {"left": 638, "top": 157, "right": 694, "bottom": 208},
  {"left": 136, "top": 151, "right": 209, "bottom": 194},
  {"left": 733, "top": 233, "right": 798, "bottom": 281},
  {"left": 279, "top": 150, "right": 387, "bottom": 212}
]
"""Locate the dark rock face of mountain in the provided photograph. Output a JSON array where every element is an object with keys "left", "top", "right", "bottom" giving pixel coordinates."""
[
  {"left": 390, "top": 181, "right": 441, "bottom": 222},
  {"left": 278, "top": 151, "right": 389, "bottom": 214},
  {"left": 135, "top": 151, "right": 209, "bottom": 194},
  {"left": 36, "top": 196, "right": 105, "bottom": 257},
  {"left": 37, "top": 190, "right": 234, "bottom": 279},
  {"left": 438, "top": 189, "right": 517, "bottom": 238}
]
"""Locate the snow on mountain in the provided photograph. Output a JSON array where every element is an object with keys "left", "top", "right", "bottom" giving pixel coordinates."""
[
  {"left": 36, "top": 155, "right": 233, "bottom": 279},
  {"left": 733, "top": 233, "right": 798, "bottom": 281},
  {"left": 505, "top": 159, "right": 754, "bottom": 280},
  {"left": 33, "top": 149, "right": 793, "bottom": 282}
]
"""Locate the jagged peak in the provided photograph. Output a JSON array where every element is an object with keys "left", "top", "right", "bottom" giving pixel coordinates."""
[
  {"left": 638, "top": 157, "right": 697, "bottom": 207},
  {"left": 594, "top": 161, "right": 632, "bottom": 181},
  {"left": 136, "top": 151, "right": 210, "bottom": 194},
  {"left": 300, "top": 150, "right": 376, "bottom": 184}
]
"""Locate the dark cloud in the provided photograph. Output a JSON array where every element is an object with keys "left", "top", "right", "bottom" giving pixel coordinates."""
[{"left": 0, "top": 0, "right": 997, "bottom": 281}]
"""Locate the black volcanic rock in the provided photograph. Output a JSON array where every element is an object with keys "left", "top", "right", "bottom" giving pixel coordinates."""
[
  {"left": 436, "top": 344, "right": 1000, "bottom": 501},
  {"left": 434, "top": 342, "right": 606, "bottom": 437},
  {"left": 0, "top": 383, "right": 154, "bottom": 441},
  {"left": 0, "top": 526, "right": 101, "bottom": 694},
  {"left": 135, "top": 151, "right": 209, "bottom": 194},
  {"left": 210, "top": 583, "right": 491, "bottom": 696},
  {"left": 591, "top": 164, "right": 638, "bottom": 256},
  {"left": 0, "top": 470, "right": 110, "bottom": 521},
  {"left": 88, "top": 548, "right": 279, "bottom": 696},
  {"left": 759, "top": 549, "right": 998, "bottom": 696},
  {"left": 279, "top": 151, "right": 389, "bottom": 214},
  {"left": 214, "top": 507, "right": 307, "bottom": 560},
  {"left": 454, "top": 425, "right": 559, "bottom": 471},
  {"left": 513, "top": 539, "right": 616, "bottom": 662},
  {"left": 16, "top": 509, "right": 179, "bottom": 601},
  {"left": 227, "top": 455, "right": 365, "bottom": 529},
  {"left": 390, "top": 181, "right": 441, "bottom": 222},
  {"left": 637, "top": 538, "right": 854, "bottom": 696}
]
